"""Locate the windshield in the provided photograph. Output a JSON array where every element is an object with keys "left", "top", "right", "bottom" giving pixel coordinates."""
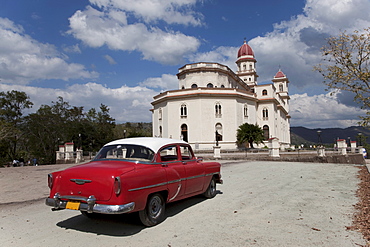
[{"left": 94, "top": 144, "right": 155, "bottom": 162}]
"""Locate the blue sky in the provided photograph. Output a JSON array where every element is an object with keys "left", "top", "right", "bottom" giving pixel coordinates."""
[{"left": 1, "top": 0, "right": 370, "bottom": 128}]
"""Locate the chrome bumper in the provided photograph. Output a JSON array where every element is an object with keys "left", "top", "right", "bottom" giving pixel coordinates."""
[{"left": 45, "top": 193, "right": 135, "bottom": 214}]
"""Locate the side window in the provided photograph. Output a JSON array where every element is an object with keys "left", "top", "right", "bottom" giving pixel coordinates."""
[
  {"left": 263, "top": 108, "right": 269, "bottom": 120},
  {"left": 215, "top": 103, "right": 222, "bottom": 117},
  {"left": 244, "top": 104, "right": 248, "bottom": 117},
  {"left": 181, "top": 104, "right": 187, "bottom": 118},
  {"left": 160, "top": 146, "right": 178, "bottom": 162},
  {"left": 180, "top": 145, "right": 194, "bottom": 160},
  {"left": 158, "top": 108, "right": 162, "bottom": 120}
]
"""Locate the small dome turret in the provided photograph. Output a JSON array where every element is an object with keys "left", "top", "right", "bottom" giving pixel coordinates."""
[
  {"left": 237, "top": 40, "right": 254, "bottom": 58},
  {"left": 274, "top": 69, "right": 286, "bottom": 79}
]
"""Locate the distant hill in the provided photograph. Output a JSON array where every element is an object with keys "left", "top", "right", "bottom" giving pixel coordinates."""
[{"left": 290, "top": 126, "right": 370, "bottom": 145}]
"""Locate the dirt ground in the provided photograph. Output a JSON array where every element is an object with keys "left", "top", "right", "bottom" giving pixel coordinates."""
[
  {"left": 348, "top": 165, "right": 370, "bottom": 244},
  {"left": 0, "top": 161, "right": 368, "bottom": 246}
]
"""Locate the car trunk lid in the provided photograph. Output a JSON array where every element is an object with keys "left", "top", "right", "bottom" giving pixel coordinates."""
[{"left": 54, "top": 160, "right": 135, "bottom": 202}]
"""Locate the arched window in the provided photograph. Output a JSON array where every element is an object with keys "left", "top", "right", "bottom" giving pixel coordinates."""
[
  {"left": 215, "top": 103, "right": 222, "bottom": 117},
  {"left": 263, "top": 108, "right": 268, "bottom": 120},
  {"left": 221, "top": 85, "right": 225, "bottom": 88},
  {"left": 244, "top": 104, "right": 248, "bottom": 117},
  {"left": 263, "top": 125, "right": 269, "bottom": 140},
  {"left": 279, "top": 84, "right": 284, "bottom": 92},
  {"left": 262, "top": 89, "right": 268, "bottom": 96},
  {"left": 180, "top": 104, "right": 187, "bottom": 117},
  {"left": 191, "top": 84, "right": 197, "bottom": 88},
  {"left": 207, "top": 83, "right": 214, "bottom": 88},
  {"left": 181, "top": 86, "right": 185, "bottom": 89},
  {"left": 215, "top": 123, "right": 223, "bottom": 142}
]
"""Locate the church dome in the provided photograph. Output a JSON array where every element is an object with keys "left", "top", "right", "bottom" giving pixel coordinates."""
[
  {"left": 274, "top": 69, "right": 286, "bottom": 78},
  {"left": 237, "top": 40, "right": 254, "bottom": 58}
]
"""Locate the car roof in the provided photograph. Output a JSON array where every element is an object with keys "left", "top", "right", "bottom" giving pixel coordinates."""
[{"left": 104, "top": 137, "right": 188, "bottom": 153}]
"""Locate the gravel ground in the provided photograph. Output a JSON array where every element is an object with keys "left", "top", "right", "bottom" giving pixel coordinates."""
[{"left": 0, "top": 161, "right": 367, "bottom": 246}]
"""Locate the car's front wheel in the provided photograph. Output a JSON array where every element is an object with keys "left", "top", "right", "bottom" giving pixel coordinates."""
[
  {"left": 139, "top": 193, "right": 165, "bottom": 226},
  {"left": 203, "top": 177, "right": 217, "bottom": 198}
]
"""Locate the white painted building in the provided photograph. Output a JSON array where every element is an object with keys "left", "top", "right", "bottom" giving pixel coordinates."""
[{"left": 151, "top": 41, "right": 291, "bottom": 150}]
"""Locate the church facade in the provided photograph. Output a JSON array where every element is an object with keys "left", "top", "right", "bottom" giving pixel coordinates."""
[{"left": 151, "top": 41, "right": 291, "bottom": 150}]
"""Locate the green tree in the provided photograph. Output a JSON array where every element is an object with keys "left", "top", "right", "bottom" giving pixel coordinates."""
[
  {"left": 314, "top": 28, "right": 370, "bottom": 126},
  {"left": 236, "top": 123, "right": 264, "bottom": 149},
  {"left": 0, "top": 90, "right": 33, "bottom": 124},
  {"left": 0, "top": 90, "right": 33, "bottom": 160},
  {"left": 84, "top": 104, "right": 115, "bottom": 150},
  {"left": 22, "top": 98, "right": 75, "bottom": 164},
  {"left": 22, "top": 106, "right": 61, "bottom": 164},
  {"left": 113, "top": 122, "right": 152, "bottom": 139}
]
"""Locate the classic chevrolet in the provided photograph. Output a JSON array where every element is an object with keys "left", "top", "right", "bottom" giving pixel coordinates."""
[{"left": 46, "top": 137, "right": 222, "bottom": 226}]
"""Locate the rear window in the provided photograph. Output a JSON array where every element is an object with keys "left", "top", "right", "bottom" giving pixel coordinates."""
[
  {"left": 180, "top": 145, "right": 194, "bottom": 160},
  {"left": 94, "top": 144, "right": 155, "bottom": 162},
  {"left": 159, "top": 146, "right": 178, "bottom": 161}
]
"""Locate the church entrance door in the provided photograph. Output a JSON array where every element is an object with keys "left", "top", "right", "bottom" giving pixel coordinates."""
[{"left": 181, "top": 124, "right": 188, "bottom": 142}]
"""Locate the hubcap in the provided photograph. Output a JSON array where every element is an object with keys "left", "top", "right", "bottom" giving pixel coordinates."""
[
  {"left": 149, "top": 196, "right": 162, "bottom": 218},
  {"left": 210, "top": 180, "right": 216, "bottom": 194}
]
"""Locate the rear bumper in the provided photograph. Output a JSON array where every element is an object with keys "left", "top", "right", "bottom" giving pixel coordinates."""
[{"left": 45, "top": 193, "right": 135, "bottom": 214}]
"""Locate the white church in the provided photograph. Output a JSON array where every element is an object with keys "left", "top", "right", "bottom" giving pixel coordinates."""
[{"left": 151, "top": 41, "right": 291, "bottom": 151}]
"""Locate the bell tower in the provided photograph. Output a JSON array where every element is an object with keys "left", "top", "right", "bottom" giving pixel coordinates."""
[{"left": 236, "top": 40, "right": 258, "bottom": 87}]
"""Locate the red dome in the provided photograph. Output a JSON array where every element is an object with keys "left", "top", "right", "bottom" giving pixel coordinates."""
[
  {"left": 274, "top": 70, "right": 286, "bottom": 78},
  {"left": 237, "top": 40, "right": 254, "bottom": 58}
]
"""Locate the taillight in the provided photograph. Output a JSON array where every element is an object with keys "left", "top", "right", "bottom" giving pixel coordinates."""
[
  {"left": 114, "top": 177, "right": 121, "bottom": 195},
  {"left": 48, "top": 174, "right": 53, "bottom": 189}
]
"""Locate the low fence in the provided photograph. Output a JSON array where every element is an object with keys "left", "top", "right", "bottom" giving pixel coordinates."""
[{"left": 195, "top": 148, "right": 366, "bottom": 165}]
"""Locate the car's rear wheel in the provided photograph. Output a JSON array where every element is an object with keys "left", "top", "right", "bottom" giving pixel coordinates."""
[
  {"left": 203, "top": 177, "right": 217, "bottom": 198},
  {"left": 139, "top": 193, "right": 165, "bottom": 226}
]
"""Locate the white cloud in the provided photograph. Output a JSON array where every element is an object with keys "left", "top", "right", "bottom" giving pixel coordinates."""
[
  {"left": 290, "top": 91, "right": 366, "bottom": 128},
  {"left": 90, "top": 0, "right": 203, "bottom": 26},
  {"left": 139, "top": 74, "right": 178, "bottom": 91},
  {"left": 249, "top": 0, "right": 370, "bottom": 91},
  {"left": 188, "top": 46, "right": 238, "bottom": 69},
  {"left": 0, "top": 82, "right": 157, "bottom": 123},
  {"left": 62, "top": 44, "right": 82, "bottom": 54},
  {"left": 0, "top": 18, "right": 98, "bottom": 85},
  {"left": 303, "top": 0, "right": 370, "bottom": 32},
  {"left": 67, "top": 1, "right": 201, "bottom": 65},
  {"left": 103, "top": 54, "right": 117, "bottom": 64}
]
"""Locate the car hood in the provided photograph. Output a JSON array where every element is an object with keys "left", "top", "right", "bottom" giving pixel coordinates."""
[{"left": 54, "top": 160, "right": 135, "bottom": 201}]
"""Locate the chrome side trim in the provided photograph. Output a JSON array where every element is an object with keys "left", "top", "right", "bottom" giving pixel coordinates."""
[
  {"left": 128, "top": 172, "right": 220, "bottom": 192},
  {"left": 128, "top": 181, "right": 168, "bottom": 191},
  {"left": 169, "top": 184, "right": 182, "bottom": 202}
]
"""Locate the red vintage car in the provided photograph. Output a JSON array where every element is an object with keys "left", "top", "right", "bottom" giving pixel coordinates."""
[{"left": 46, "top": 137, "right": 222, "bottom": 226}]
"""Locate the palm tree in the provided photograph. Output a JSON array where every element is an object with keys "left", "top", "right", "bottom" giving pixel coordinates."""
[{"left": 236, "top": 123, "right": 264, "bottom": 149}]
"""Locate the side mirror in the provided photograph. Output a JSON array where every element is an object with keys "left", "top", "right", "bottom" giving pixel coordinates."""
[{"left": 196, "top": 157, "right": 203, "bottom": 162}]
